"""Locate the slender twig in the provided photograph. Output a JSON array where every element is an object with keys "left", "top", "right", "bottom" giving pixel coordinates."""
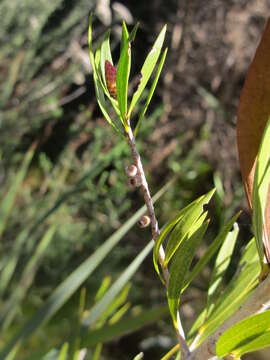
[{"left": 125, "top": 124, "right": 190, "bottom": 358}]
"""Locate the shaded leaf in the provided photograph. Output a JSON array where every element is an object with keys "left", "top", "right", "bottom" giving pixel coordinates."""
[{"left": 81, "top": 307, "right": 168, "bottom": 347}]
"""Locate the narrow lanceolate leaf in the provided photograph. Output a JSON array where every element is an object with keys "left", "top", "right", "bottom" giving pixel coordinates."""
[
  {"left": 207, "top": 223, "right": 239, "bottom": 314},
  {"left": 183, "top": 211, "right": 241, "bottom": 292},
  {"left": 88, "top": 14, "right": 121, "bottom": 135},
  {"left": 167, "top": 220, "right": 208, "bottom": 326},
  {"left": 100, "top": 30, "right": 113, "bottom": 86},
  {"left": 135, "top": 48, "right": 168, "bottom": 137},
  {"left": 216, "top": 310, "right": 270, "bottom": 358},
  {"left": 252, "top": 117, "right": 270, "bottom": 264},
  {"left": 165, "top": 189, "right": 215, "bottom": 266},
  {"left": 116, "top": 21, "right": 131, "bottom": 129},
  {"left": 153, "top": 200, "right": 195, "bottom": 283},
  {"left": 237, "top": 19, "right": 270, "bottom": 262},
  {"left": 194, "top": 238, "right": 260, "bottom": 348},
  {"left": 128, "top": 25, "right": 167, "bottom": 117}
]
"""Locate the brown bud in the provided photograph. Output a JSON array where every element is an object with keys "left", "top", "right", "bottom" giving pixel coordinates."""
[
  {"left": 105, "top": 60, "right": 117, "bottom": 99},
  {"left": 137, "top": 215, "right": 151, "bottom": 228},
  {"left": 125, "top": 164, "right": 138, "bottom": 178}
]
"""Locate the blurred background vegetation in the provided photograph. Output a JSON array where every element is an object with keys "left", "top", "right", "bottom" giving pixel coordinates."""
[{"left": 0, "top": 0, "right": 269, "bottom": 359}]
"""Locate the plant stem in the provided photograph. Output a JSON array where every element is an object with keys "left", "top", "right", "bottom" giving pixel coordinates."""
[{"left": 125, "top": 124, "right": 190, "bottom": 358}]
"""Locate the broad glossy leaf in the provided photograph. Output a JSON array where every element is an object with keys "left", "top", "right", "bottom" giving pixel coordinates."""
[
  {"left": 183, "top": 211, "right": 241, "bottom": 291},
  {"left": 116, "top": 22, "right": 131, "bottom": 128},
  {"left": 207, "top": 223, "right": 239, "bottom": 314},
  {"left": 252, "top": 117, "right": 270, "bottom": 264},
  {"left": 135, "top": 48, "right": 168, "bottom": 137},
  {"left": 165, "top": 189, "right": 215, "bottom": 266},
  {"left": 128, "top": 25, "right": 167, "bottom": 117},
  {"left": 216, "top": 310, "right": 270, "bottom": 358},
  {"left": 168, "top": 220, "right": 208, "bottom": 326},
  {"left": 237, "top": 19, "right": 270, "bottom": 261}
]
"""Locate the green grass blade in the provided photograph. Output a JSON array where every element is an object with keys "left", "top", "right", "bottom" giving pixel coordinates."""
[
  {"left": 0, "top": 181, "right": 170, "bottom": 358},
  {"left": 57, "top": 343, "right": 69, "bottom": 360},
  {"left": 216, "top": 310, "right": 270, "bottom": 358},
  {"left": 81, "top": 240, "right": 154, "bottom": 327},
  {"left": 134, "top": 48, "right": 167, "bottom": 137},
  {"left": 0, "top": 226, "right": 56, "bottom": 331},
  {"left": 128, "top": 25, "right": 166, "bottom": 117},
  {"left": 0, "top": 228, "right": 29, "bottom": 297},
  {"left": 81, "top": 306, "right": 168, "bottom": 347},
  {"left": 0, "top": 144, "right": 35, "bottom": 240}
]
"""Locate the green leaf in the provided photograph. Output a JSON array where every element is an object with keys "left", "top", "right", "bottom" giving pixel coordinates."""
[
  {"left": 153, "top": 199, "right": 195, "bottom": 283},
  {"left": 57, "top": 343, "right": 69, "bottom": 360},
  {"left": 134, "top": 48, "right": 168, "bottom": 137},
  {"left": 128, "top": 25, "right": 167, "bottom": 117},
  {"left": 194, "top": 238, "right": 261, "bottom": 347},
  {"left": 116, "top": 21, "right": 131, "bottom": 128},
  {"left": 88, "top": 14, "right": 122, "bottom": 135},
  {"left": 207, "top": 223, "right": 239, "bottom": 314},
  {"left": 252, "top": 116, "right": 270, "bottom": 265},
  {"left": 183, "top": 211, "right": 241, "bottom": 291},
  {"left": 128, "top": 22, "right": 139, "bottom": 43},
  {"left": 168, "top": 219, "right": 208, "bottom": 326},
  {"left": 0, "top": 228, "right": 29, "bottom": 297},
  {"left": 165, "top": 189, "right": 215, "bottom": 266},
  {"left": 216, "top": 310, "right": 270, "bottom": 358},
  {"left": 82, "top": 240, "right": 154, "bottom": 327},
  {"left": 81, "top": 307, "right": 168, "bottom": 347},
  {"left": 0, "top": 144, "right": 35, "bottom": 240},
  {"left": 100, "top": 30, "right": 113, "bottom": 85},
  {"left": 0, "top": 180, "right": 171, "bottom": 358},
  {"left": 0, "top": 226, "right": 56, "bottom": 331}
]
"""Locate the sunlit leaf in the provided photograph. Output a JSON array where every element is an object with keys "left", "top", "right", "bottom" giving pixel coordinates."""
[
  {"left": 216, "top": 310, "right": 270, "bottom": 358},
  {"left": 167, "top": 219, "right": 208, "bottom": 326},
  {"left": 116, "top": 21, "right": 131, "bottom": 128},
  {"left": 128, "top": 25, "right": 167, "bottom": 117},
  {"left": 135, "top": 48, "right": 168, "bottom": 137},
  {"left": 165, "top": 189, "right": 215, "bottom": 266},
  {"left": 252, "top": 117, "right": 270, "bottom": 264}
]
